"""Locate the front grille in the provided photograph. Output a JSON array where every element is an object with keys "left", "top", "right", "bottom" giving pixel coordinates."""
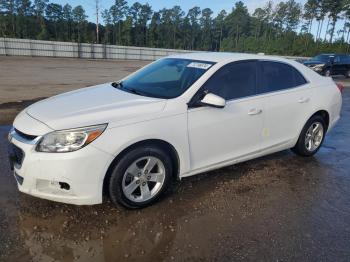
[
  {"left": 14, "top": 128, "right": 37, "bottom": 141},
  {"left": 10, "top": 144, "right": 25, "bottom": 166}
]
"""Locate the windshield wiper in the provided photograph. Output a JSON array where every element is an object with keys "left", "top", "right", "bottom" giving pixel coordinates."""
[
  {"left": 111, "top": 81, "right": 123, "bottom": 88},
  {"left": 112, "top": 82, "right": 160, "bottom": 98},
  {"left": 112, "top": 82, "right": 145, "bottom": 96},
  {"left": 127, "top": 88, "right": 145, "bottom": 96}
]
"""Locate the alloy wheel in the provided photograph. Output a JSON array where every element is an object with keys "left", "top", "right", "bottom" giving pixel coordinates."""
[
  {"left": 305, "top": 122, "right": 324, "bottom": 152},
  {"left": 122, "top": 156, "right": 166, "bottom": 202}
]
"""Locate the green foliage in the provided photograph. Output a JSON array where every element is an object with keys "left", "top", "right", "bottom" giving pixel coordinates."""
[{"left": 1, "top": 0, "right": 350, "bottom": 56}]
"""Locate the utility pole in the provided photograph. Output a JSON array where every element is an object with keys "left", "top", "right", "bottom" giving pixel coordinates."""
[{"left": 96, "top": 0, "right": 99, "bottom": 43}]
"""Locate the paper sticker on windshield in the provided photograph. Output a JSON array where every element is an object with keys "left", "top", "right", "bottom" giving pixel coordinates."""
[{"left": 187, "top": 62, "right": 212, "bottom": 70}]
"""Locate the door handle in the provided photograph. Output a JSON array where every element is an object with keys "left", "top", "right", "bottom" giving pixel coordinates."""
[
  {"left": 298, "top": 97, "right": 310, "bottom": 103},
  {"left": 248, "top": 108, "right": 263, "bottom": 115}
]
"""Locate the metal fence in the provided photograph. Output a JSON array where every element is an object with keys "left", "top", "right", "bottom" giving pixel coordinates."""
[
  {"left": 0, "top": 38, "right": 194, "bottom": 60},
  {"left": 0, "top": 37, "right": 309, "bottom": 61}
]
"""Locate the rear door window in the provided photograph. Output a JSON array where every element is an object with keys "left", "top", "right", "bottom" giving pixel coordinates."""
[{"left": 258, "top": 61, "right": 307, "bottom": 94}]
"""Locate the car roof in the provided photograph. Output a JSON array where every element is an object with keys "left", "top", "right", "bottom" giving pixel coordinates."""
[
  {"left": 168, "top": 52, "right": 292, "bottom": 64},
  {"left": 168, "top": 51, "right": 328, "bottom": 86}
]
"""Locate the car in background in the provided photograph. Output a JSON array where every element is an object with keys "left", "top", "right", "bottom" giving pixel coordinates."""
[{"left": 304, "top": 54, "right": 350, "bottom": 77}]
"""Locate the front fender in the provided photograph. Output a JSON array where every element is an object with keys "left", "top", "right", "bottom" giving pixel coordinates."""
[{"left": 92, "top": 113, "right": 191, "bottom": 177}]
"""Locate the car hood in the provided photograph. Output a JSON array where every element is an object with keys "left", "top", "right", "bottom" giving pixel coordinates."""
[{"left": 26, "top": 83, "right": 167, "bottom": 130}]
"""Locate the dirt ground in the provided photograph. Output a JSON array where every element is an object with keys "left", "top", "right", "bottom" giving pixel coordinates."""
[
  {"left": 1, "top": 57, "right": 350, "bottom": 262},
  {"left": 0, "top": 56, "right": 149, "bottom": 124}
]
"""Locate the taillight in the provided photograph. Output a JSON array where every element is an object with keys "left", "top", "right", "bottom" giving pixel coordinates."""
[{"left": 336, "top": 83, "right": 344, "bottom": 93}]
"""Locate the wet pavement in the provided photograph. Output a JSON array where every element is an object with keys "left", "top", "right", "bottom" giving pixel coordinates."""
[{"left": 0, "top": 90, "right": 350, "bottom": 262}]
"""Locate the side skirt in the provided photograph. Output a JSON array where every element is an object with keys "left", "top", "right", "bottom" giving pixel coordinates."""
[{"left": 179, "top": 140, "right": 293, "bottom": 179}]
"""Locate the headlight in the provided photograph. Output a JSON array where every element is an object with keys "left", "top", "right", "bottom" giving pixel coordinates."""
[
  {"left": 36, "top": 124, "right": 107, "bottom": 153},
  {"left": 8, "top": 126, "right": 15, "bottom": 142}
]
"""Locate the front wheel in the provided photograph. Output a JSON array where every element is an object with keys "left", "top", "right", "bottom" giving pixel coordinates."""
[
  {"left": 345, "top": 69, "right": 350, "bottom": 78},
  {"left": 324, "top": 68, "right": 331, "bottom": 77},
  {"left": 292, "top": 115, "right": 326, "bottom": 157},
  {"left": 108, "top": 145, "right": 173, "bottom": 209}
]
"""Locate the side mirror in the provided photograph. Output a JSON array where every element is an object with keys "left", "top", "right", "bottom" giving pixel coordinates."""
[{"left": 200, "top": 93, "right": 226, "bottom": 108}]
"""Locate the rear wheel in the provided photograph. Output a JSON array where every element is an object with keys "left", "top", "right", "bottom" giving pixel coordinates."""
[
  {"left": 292, "top": 115, "right": 326, "bottom": 157},
  {"left": 108, "top": 145, "right": 173, "bottom": 209}
]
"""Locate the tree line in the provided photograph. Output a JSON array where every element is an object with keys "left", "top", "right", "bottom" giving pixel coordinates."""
[{"left": 1, "top": 0, "right": 350, "bottom": 56}]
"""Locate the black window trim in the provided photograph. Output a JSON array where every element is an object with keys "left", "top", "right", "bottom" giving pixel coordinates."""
[
  {"left": 188, "top": 59, "right": 310, "bottom": 109},
  {"left": 188, "top": 59, "right": 259, "bottom": 108}
]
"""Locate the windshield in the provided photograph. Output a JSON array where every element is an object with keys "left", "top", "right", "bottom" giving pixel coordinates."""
[
  {"left": 118, "top": 58, "right": 215, "bottom": 99},
  {"left": 312, "top": 55, "right": 333, "bottom": 62}
]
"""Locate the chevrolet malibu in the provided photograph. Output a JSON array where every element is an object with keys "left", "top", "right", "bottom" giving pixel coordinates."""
[{"left": 8, "top": 53, "right": 342, "bottom": 208}]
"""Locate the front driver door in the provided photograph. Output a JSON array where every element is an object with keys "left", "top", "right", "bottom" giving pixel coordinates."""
[{"left": 187, "top": 61, "right": 265, "bottom": 171}]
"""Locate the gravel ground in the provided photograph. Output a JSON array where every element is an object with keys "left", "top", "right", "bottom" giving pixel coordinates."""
[{"left": 0, "top": 57, "right": 350, "bottom": 262}]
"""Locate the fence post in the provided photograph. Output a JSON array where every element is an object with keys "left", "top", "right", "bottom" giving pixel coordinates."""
[
  {"left": 103, "top": 43, "right": 107, "bottom": 59},
  {"left": 73, "top": 42, "right": 78, "bottom": 58},
  {"left": 78, "top": 42, "right": 81, "bottom": 58},
  {"left": 2, "top": 38, "right": 7, "bottom": 56},
  {"left": 53, "top": 41, "right": 56, "bottom": 58},
  {"left": 29, "top": 39, "right": 33, "bottom": 57}
]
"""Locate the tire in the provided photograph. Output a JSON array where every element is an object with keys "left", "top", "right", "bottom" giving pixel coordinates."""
[
  {"left": 292, "top": 115, "right": 326, "bottom": 157},
  {"left": 324, "top": 69, "right": 331, "bottom": 77},
  {"left": 108, "top": 145, "right": 173, "bottom": 209},
  {"left": 345, "top": 69, "right": 350, "bottom": 78}
]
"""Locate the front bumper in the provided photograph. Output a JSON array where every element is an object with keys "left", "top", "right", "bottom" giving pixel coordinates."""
[{"left": 8, "top": 129, "right": 114, "bottom": 205}]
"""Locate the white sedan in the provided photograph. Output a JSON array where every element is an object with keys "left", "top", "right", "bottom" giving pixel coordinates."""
[{"left": 8, "top": 53, "right": 342, "bottom": 208}]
